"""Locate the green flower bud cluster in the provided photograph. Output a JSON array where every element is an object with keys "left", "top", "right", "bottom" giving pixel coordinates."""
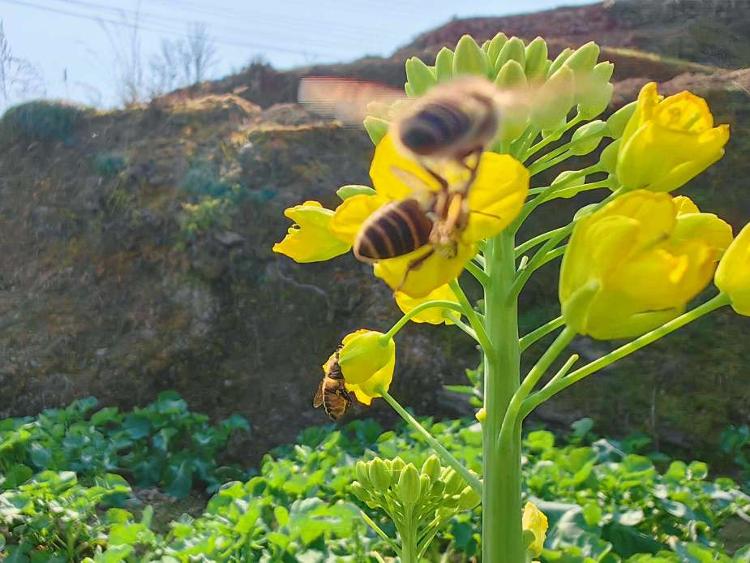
[
  {"left": 351, "top": 455, "right": 480, "bottom": 557},
  {"left": 397, "top": 35, "right": 615, "bottom": 149}
]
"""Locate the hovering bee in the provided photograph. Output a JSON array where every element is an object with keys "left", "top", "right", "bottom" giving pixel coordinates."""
[
  {"left": 313, "top": 349, "right": 353, "bottom": 421},
  {"left": 299, "top": 76, "right": 515, "bottom": 286}
]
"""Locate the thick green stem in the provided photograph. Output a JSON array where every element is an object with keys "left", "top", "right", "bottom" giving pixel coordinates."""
[
  {"left": 482, "top": 230, "right": 524, "bottom": 563},
  {"left": 401, "top": 507, "right": 418, "bottom": 563},
  {"left": 380, "top": 391, "right": 483, "bottom": 495}
]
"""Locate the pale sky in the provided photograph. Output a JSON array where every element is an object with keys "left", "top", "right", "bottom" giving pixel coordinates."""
[{"left": 2, "top": 0, "right": 593, "bottom": 108}]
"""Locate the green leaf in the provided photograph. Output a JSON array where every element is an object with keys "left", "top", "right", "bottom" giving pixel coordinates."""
[{"left": 165, "top": 459, "right": 194, "bottom": 498}]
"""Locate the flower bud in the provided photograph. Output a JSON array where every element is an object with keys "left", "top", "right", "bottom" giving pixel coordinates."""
[
  {"left": 715, "top": 224, "right": 750, "bottom": 315},
  {"left": 445, "top": 469, "right": 465, "bottom": 495},
  {"left": 457, "top": 485, "right": 481, "bottom": 510},
  {"left": 564, "top": 41, "right": 600, "bottom": 76},
  {"left": 524, "top": 37, "right": 548, "bottom": 81},
  {"left": 495, "top": 60, "right": 527, "bottom": 90},
  {"left": 487, "top": 32, "right": 508, "bottom": 68},
  {"left": 495, "top": 37, "right": 526, "bottom": 71},
  {"left": 419, "top": 474, "right": 432, "bottom": 497},
  {"left": 397, "top": 463, "right": 421, "bottom": 505},
  {"left": 338, "top": 330, "right": 394, "bottom": 385},
  {"left": 434, "top": 47, "right": 454, "bottom": 83},
  {"left": 548, "top": 47, "right": 573, "bottom": 76},
  {"left": 551, "top": 170, "right": 588, "bottom": 199},
  {"left": 405, "top": 57, "right": 436, "bottom": 97},
  {"left": 429, "top": 479, "right": 445, "bottom": 498},
  {"left": 475, "top": 407, "right": 486, "bottom": 423},
  {"left": 569, "top": 120, "right": 607, "bottom": 156},
  {"left": 363, "top": 116, "right": 389, "bottom": 145},
  {"left": 336, "top": 185, "right": 376, "bottom": 200},
  {"left": 453, "top": 34, "right": 490, "bottom": 77},
  {"left": 391, "top": 457, "right": 405, "bottom": 474},
  {"left": 578, "top": 61, "right": 614, "bottom": 119},
  {"left": 368, "top": 458, "right": 392, "bottom": 490},
  {"left": 355, "top": 460, "right": 370, "bottom": 485},
  {"left": 530, "top": 66, "right": 575, "bottom": 131},
  {"left": 598, "top": 138, "right": 620, "bottom": 173},
  {"left": 606, "top": 101, "right": 637, "bottom": 138},
  {"left": 421, "top": 455, "right": 441, "bottom": 481},
  {"left": 616, "top": 82, "right": 729, "bottom": 192}
]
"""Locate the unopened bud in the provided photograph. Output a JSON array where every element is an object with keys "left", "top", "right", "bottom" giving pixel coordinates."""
[
  {"left": 578, "top": 62, "right": 614, "bottom": 119},
  {"left": 530, "top": 66, "right": 575, "bottom": 131},
  {"left": 363, "top": 116, "right": 388, "bottom": 145},
  {"left": 524, "top": 37, "right": 548, "bottom": 82},
  {"left": 355, "top": 460, "right": 370, "bottom": 485},
  {"left": 368, "top": 458, "right": 392, "bottom": 490},
  {"left": 421, "top": 455, "right": 441, "bottom": 481},
  {"left": 337, "top": 185, "right": 376, "bottom": 200},
  {"left": 391, "top": 457, "right": 405, "bottom": 474},
  {"left": 405, "top": 57, "right": 436, "bottom": 97},
  {"left": 496, "top": 37, "right": 526, "bottom": 71},
  {"left": 397, "top": 463, "right": 421, "bottom": 505},
  {"left": 564, "top": 41, "right": 600, "bottom": 76},
  {"left": 434, "top": 47, "right": 454, "bottom": 83},
  {"left": 606, "top": 101, "right": 637, "bottom": 138},
  {"left": 475, "top": 408, "right": 487, "bottom": 423},
  {"left": 445, "top": 469, "right": 465, "bottom": 495},
  {"left": 453, "top": 35, "right": 490, "bottom": 77},
  {"left": 487, "top": 32, "right": 508, "bottom": 69},
  {"left": 569, "top": 120, "right": 607, "bottom": 156},
  {"left": 457, "top": 485, "right": 481, "bottom": 510},
  {"left": 350, "top": 481, "right": 369, "bottom": 502},
  {"left": 495, "top": 60, "right": 527, "bottom": 90},
  {"left": 548, "top": 47, "right": 573, "bottom": 76},
  {"left": 599, "top": 138, "right": 621, "bottom": 174}
]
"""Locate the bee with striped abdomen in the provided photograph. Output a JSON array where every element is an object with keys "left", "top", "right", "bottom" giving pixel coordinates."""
[{"left": 313, "top": 349, "right": 353, "bottom": 421}]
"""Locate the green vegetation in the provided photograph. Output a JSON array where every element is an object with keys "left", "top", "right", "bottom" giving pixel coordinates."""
[
  {"left": 93, "top": 152, "right": 127, "bottom": 177},
  {"left": 0, "top": 100, "right": 87, "bottom": 143},
  {"left": 0, "top": 393, "right": 250, "bottom": 498},
  {"left": 0, "top": 396, "right": 748, "bottom": 561}
]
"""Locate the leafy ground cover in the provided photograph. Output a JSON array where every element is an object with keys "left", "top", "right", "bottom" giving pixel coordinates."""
[{"left": 0, "top": 396, "right": 748, "bottom": 562}]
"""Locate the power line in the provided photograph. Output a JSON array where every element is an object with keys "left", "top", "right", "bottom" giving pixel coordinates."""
[{"left": 0, "top": 0, "right": 341, "bottom": 57}]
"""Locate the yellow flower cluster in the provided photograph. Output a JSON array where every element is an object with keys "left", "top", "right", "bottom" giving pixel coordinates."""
[
  {"left": 560, "top": 191, "right": 732, "bottom": 340},
  {"left": 274, "top": 133, "right": 529, "bottom": 298}
]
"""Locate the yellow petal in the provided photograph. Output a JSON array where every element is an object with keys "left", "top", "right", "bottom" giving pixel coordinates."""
[
  {"left": 463, "top": 152, "right": 530, "bottom": 242},
  {"left": 345, "top": 351, "right": 395, "bottom": 405},
  {"left": 716, "top": 223, "right": 750, "bottom": 315},
  {"left": 374, "top": 242, "right": 476, "bottom": 298},
  {"left": 330, "top": 193, "right": 388, "bottom": 245},
  {"left": 395, "top": 284, "right": 459, "bottom": 325},
  {"left": 369, "top": 133, "right": 440, "bottom": 201},
  {"left": 273, "top": 201, "right": 351, "bottom": 263},
  {"left": 339, "top": 330, "right": 395, "bottom": 385},
  {"left": 522, "top": 502, "right": 548, "bottom": 557}
]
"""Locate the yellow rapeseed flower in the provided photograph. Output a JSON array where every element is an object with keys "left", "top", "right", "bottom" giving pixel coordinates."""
[
  {"left": 273, "top": 201, "right": 351, "bottom": 263},
  {"left": 715, "top": 224, "right": 750, "bottom": 315},
  {"left": 334, "top": 134, "right": 529, "bottom": 297},
  {"left": 522, "top": 502, "right": 548, "bottom": 557},
  {"left": 616, "top": 82, "right": 729, "bottom": 193},
  {"left": 336, "top": 329, "right": 396, "bottom": 405},
  {"left": 560, "top": 190, "right": 732, "bottom": 339},
  {"left": 394, "top": 284, "right": 460, "bottom": 325}
]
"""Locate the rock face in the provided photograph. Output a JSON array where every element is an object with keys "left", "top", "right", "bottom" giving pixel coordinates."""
[
  {"left": 0, "top": 95, "right": 477, "bottom": 462},
  {"left": 1, "top": 7, "right": 750, "bottom": 463}
]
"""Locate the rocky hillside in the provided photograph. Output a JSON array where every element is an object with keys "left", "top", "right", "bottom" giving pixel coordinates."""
[{"left": 1, "top": 0, "right": 749, "bottom": 464}]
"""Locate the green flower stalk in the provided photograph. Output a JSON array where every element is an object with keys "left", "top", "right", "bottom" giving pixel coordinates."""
[{"left": 274, "top": 33, "right": 744, "bottom": 562}]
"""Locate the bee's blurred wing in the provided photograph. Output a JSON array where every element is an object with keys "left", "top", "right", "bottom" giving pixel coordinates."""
[{"left": 298, "top": 77, "right": 405, "bottom": 125}]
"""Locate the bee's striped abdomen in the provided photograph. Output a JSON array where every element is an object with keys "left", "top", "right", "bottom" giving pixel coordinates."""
[
  {"left": 354, "top": 199, "right": 432, "bottom": 261},
  {"left": 399, "top": 101, "right": 473, "bottom": 157}
]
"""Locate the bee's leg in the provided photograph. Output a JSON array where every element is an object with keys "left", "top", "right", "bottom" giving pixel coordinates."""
[
  {"left": 459, "top": 147, "right": 484, "bottom": 193},
  {"left": 395, "top": 247, "right": 435, "bottom": 292},
  {"left": 422, "top": 165, "right": 449, "bottom": 193}
]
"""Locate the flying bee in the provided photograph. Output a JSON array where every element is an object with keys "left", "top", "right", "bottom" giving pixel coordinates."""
[
  {"left": 298, "top": 75, "right": 522, "bottom": 287},
  {"left": 313, "top": 349, "right": 353, "bottom": 421}
]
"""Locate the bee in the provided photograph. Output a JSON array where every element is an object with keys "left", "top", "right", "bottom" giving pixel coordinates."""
[
  {"left": 313, "top": 349, "right": 353, "bottom": 421},
  {"left": 299, "top": 76, "right": 514, "bottom": 286}
]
